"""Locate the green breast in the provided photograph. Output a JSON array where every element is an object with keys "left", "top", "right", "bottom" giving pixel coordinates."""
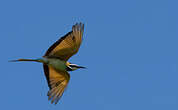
[{"left": 47, "top": 58, "right": 67, "bottom": 72}]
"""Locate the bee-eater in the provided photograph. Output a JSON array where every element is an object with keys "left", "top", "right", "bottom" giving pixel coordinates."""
[{"left": 11, "top": 23, "right": 85, "bottom": 104}]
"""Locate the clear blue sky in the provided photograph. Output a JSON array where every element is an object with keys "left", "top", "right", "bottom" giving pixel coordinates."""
[{"left": 1, "top": 0, "right": 178, "bottom": 110}]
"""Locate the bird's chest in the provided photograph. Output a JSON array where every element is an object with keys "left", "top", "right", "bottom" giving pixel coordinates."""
[{"left": 48, "top": 58, "right": 67, "bottom": 72}]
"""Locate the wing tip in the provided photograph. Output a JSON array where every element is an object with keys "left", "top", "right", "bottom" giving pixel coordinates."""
[{"left": 72, "top": 22, "right": 84, "bottom": 32}]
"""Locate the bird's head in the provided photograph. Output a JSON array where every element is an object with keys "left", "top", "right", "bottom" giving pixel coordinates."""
[{"left": 66, "top": 62, "right": 86, "bottom": 71}]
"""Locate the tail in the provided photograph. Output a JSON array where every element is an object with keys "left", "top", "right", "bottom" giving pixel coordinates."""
[{"left": 9, "top": 58, "right": 42, "bottom": 63}]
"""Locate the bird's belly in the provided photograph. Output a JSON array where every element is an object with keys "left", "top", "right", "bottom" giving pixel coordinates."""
[{"left": 48, "top": 59, "right": 67, "bottom": 72}]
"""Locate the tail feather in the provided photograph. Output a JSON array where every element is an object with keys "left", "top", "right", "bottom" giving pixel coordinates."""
[{"left": 9, "top": 59, "right": 41, "bottom": 62}]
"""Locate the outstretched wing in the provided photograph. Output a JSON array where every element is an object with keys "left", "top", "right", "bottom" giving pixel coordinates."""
[
  {"left": 43, "top": 64, "right": 70, "bottom": 104},
  {"left": 44, "top": 23, "right": 84, "bottom": 61}
]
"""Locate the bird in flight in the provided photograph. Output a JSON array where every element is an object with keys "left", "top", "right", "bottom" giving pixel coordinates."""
[{"left": 10, "top": 23, "right": 86, "bottom": 104}]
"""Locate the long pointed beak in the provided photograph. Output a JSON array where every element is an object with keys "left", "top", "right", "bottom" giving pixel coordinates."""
[{"left": 77, "top": 66, "right": 87, "bottom": 69}]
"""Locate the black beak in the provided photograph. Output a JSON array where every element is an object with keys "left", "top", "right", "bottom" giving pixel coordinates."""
[{"left": 77, "top": 66, "right": 87, "bottom": 69}]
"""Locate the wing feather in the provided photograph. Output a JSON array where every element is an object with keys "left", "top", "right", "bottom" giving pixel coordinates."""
[
  {"left": 44, "top": 23, "right": 84, "bottom": 61},
  {"left": 43, "top": 65, "right": 70, "bottom": 104}
]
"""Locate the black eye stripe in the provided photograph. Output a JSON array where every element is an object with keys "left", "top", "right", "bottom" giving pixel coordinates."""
[
  {"left": 69, "top": 65, "right": 78, "bottom": 67},
  {"left": 66, "top": 66, "right": 73, "bottom": 71}
]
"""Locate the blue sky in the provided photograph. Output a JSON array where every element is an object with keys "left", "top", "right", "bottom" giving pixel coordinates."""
[{"left": 1, "top": 0, "right": 178, "bottom": 110}]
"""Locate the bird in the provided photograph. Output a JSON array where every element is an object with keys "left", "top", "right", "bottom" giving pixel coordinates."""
[{"left": 10, "top": 22, "right": 86, "bottom": 104}]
